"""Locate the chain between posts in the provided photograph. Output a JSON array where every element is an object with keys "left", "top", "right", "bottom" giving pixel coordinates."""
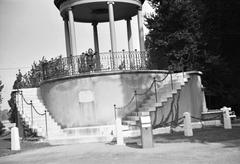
[
  {"left": 135, "top": 90, "right": 138, "bottom": 114},
  {"left": 191, "top": 114, "right": 222, "bottom": 121},
  {"left": 154, "top": 77, "right": 157, "bottom": 103},
  {"left": 153, "top": 113, "right": 223, "bottom": 129},
  {"left": 153, "top": 116, "right": 185, "bottom": 129},
  {"left": 18, "top": 90, "right": 48, "bottom": 138},
  {"left": 114, "top": 72, "right": 170, "bottom": 115}
]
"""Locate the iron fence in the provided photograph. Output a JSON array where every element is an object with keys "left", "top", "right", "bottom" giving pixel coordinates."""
[{"left": 42, "top": 51, "right": 147, "bottom": 80}]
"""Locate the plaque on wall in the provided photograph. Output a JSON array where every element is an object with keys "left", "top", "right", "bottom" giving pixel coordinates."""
[{"left": 78, "top": 90, "right": 94, "bottom": 103}]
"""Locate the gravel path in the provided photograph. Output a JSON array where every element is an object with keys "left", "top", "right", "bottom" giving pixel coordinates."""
[{"left": 0, "top": 139, "right": 240, "bottom": 164}]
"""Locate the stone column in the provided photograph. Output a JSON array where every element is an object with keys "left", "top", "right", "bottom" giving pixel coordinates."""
[
  {"left": 108, "top": 1, "right": 117, "bottom": 69},
  {"left": 92, "top": 22, "right": 101, "bottom": 70},
  {"left": 92, "top": 22, "right": 100, "bottom": 53},
  {"left": 64, "top": 17, "right": 71, "bottom": 58},
  {"left": 67, "top": 8, "right": 77, "bottom": 56},
  {"left": 126, "top": 18, "right": 133, "bottom": 52},
  {"left": 137, "top": 7, "right": 145, "bottom": 52}
]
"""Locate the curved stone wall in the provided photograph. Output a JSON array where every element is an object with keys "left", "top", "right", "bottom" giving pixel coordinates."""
[
  {"left": 40, "top": 70, "right": 167, "bottom": 128},
  {"left": 40, "top": 70, "right": 206, "bottom": 128}
]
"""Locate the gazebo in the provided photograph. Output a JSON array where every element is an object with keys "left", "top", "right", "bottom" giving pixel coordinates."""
[
  {"left": 44, "top": 0, "right": 147, "bottom": 75},
  {"left": 16, "top": 0, "right": 206, "bottom": 144},
  {"left": 54, "top": 0, "right": 145, "bottom": 54}
]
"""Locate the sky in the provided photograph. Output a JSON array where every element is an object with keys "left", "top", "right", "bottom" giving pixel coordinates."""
[{"left": 0, "top": 0, "right": 153, "bottom": 110}]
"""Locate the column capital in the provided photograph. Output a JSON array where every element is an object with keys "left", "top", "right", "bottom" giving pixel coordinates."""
[
  {"left": 62, "top": 15, "right": 68, "bottom": 21},
  {"left": 65, "top": 7, "right": 73, "bottom": 11},
  {"left": 107, "top": 1, "right": 115, "bottom": 5},
  {"left": 138, "top": 6, "right": 143, "bottom": 11},
  {"left": 92, "top": 22, "right": 98, "bottom": 26},
  {"left": 125, "top": 17, "right": 132, "bottom": 21},
  {"left": 62, "top": 7, "right": 73, "bottom": 21}
]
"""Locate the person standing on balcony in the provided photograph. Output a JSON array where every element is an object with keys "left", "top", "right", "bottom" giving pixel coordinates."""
[{"left": 85, "top": 48, "right": 96, "bottom": 72}]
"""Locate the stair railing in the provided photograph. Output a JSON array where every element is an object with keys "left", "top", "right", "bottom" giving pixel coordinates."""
[
  {"left": 114, "top": 93, "right": 136, "bottom": 116},
  {"left": 154, "top": 73, "right": 170, "bottom": 102},
  {"left": 18, "top": 91, "right": 48, "bottom": 138},
  {"left": 114, "top": 72, "right": 171, "bottom": 115}
]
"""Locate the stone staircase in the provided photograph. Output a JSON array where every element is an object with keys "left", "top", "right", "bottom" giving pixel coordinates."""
[
  {"left": 16, "top": 72, "right": 191, "bottom": 144},
  {"left": 122, "top": 72, "right": 190, "bottom": 130},
  {"left": 16, "top": 88, "right": 115, "bottom": 144},
  {"left": 17, "top": 88, "right": 64, "bottom": 138}
]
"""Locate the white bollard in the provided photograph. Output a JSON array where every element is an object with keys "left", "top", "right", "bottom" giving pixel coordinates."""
[
  {"left": 11, "top": 127, "right": 20, "bottom": 151},
  {"left": 183, "top": 112, "right": 193, "bottom": 136},
  {"left": 115, "top": 117, "right": 124, "bottom": 145},
  {"left": 221, "top": 107, "right": 232, "bottom": 129}
]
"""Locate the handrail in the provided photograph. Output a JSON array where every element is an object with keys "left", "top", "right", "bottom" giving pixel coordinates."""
[
  {"left": 18, "top": 90, "right": 48, "bottom": 137},
  {"left": 114, "top": 71, "right": 190, "bottom": 122},
  {"left": 115, "top": 95, "right": 135, "bottom": 110},
  {"left": 30, "top": 101, "right": 45, "bottom": 116},
  {"left": 114, "top": 72, "right": 172, "bottom": 115},
  {"left": 135, "top": 80, "right": 155, "bottom": 96},
  {"left": 42, "top": 50, "right": 147, "bottom": 81}
]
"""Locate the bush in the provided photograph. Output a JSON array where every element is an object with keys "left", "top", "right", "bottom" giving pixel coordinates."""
[{"left": 0, "top": 121, "right": 4, "bottom": 135}]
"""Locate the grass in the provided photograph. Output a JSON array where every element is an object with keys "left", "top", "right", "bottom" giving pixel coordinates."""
[
  {"left": 0, "top": 132, "right": 50, "bottom": 157},
  {"left": 1, "top": 123, "right": 240, "bottom": 157},
  {"left": 125, "top": 124, "right": 240, "bottom": 148}
]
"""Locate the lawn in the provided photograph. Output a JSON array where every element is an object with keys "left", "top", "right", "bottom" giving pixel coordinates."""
[{"left": 1, "top": 124, "right": 240, "bottom": 157}]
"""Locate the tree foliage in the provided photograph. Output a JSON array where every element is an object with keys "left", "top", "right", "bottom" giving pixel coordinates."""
[
  {"left": 145, "top": 0, "right": 240, "bottom": 113},
  {"left": 145, "top": 0, "right": 206, "bottom": 71},
  {"left": 0, "top": 80, "right": 4, "bottom": 105}
]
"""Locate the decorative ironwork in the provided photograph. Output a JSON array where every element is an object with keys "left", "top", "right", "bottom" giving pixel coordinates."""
[{"left": 42, "top": 51, "right": 147, "bottom": 80}]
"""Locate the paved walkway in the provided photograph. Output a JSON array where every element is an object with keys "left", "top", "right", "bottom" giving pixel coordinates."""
[{"left": 1, "top": 139, "right": 240, "bottom": 164}]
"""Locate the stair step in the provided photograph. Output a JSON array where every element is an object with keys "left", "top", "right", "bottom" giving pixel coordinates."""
[
  {"left": 122, "top": 120, "right": 139, "bottom": 126},
  {"left": 141, "top": 102, "right": 162, "bottom": 108},
  {"left": 125, "top": 115, "right": 140, "bottom": 121},
  {"left": 131, "top": 111, "right": 150, "bottom": 116},
  {"left": 47, "top": 135, "right": 113, "bottom": 145}
]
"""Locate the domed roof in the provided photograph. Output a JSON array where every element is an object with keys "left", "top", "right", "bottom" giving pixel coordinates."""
[{"left": 54, "top": 0, "right": 145, "bottom": 9}]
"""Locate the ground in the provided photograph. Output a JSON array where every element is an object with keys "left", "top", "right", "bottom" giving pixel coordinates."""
[{"left": 0, "top": 125, "right": 240, "bottom": 164}]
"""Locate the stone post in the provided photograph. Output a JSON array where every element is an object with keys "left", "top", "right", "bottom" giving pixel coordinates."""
[
  {"left": 115, "top": 117, "right": 124, "bottom": 145},
  {"left": 114, "top": 105, "right": 124, "bottom": 145},
  {"left": 183, "top": 112, "right": 193, "bottom": 136},
  {"left": 11, "top": 127, "right": 20, "bottom": 151},
  {"left": 221, "top": 106, "right": 232, "bottom": 129},
  {"left": 140, "top": 113, "right": 153, "bottom": 148}
]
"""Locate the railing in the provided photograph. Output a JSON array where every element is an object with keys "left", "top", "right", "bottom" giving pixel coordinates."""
[
  {"left": 114, "top": 72, "right": 172, "bottom": 115},
  {"left": 42, "top": 50, "right": 147, "bottom": 80},
  {"left": 18, "top": 91, "right": 48, "bottom": 137},
  {"left": 114, "top": 71, "right": 194, "bottom": 128},
  {"left": 114, "top": 70, "right": 225, "bottom": 129}
]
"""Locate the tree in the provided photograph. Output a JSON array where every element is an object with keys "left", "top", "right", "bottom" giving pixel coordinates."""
[
  {"left": 0, "top": 80, "right": 4, "bottom": 105},
  {"left": 145, "top": 0, "right": 206, "bottom": 71},
  {"left": 0, "top": 80, "right": 5, "bottom": 135},
  {"left": 145, "top": 0, "right": 240, "bottom": 115},
  {"left": 199, "top": 0, "right": 240, "bottom": 112}
]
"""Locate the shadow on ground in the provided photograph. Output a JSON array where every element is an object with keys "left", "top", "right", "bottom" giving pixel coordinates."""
[
  {"left": 0, "top": 132, "right": 50, "bottom": 157},
  {"left": 125, "top": 125, "right": 240, "bottom": 149}
]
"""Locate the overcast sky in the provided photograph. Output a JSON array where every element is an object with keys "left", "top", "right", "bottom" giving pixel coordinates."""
[{"left": 0, "top": 0, "right": 153, "bottom": 110}]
